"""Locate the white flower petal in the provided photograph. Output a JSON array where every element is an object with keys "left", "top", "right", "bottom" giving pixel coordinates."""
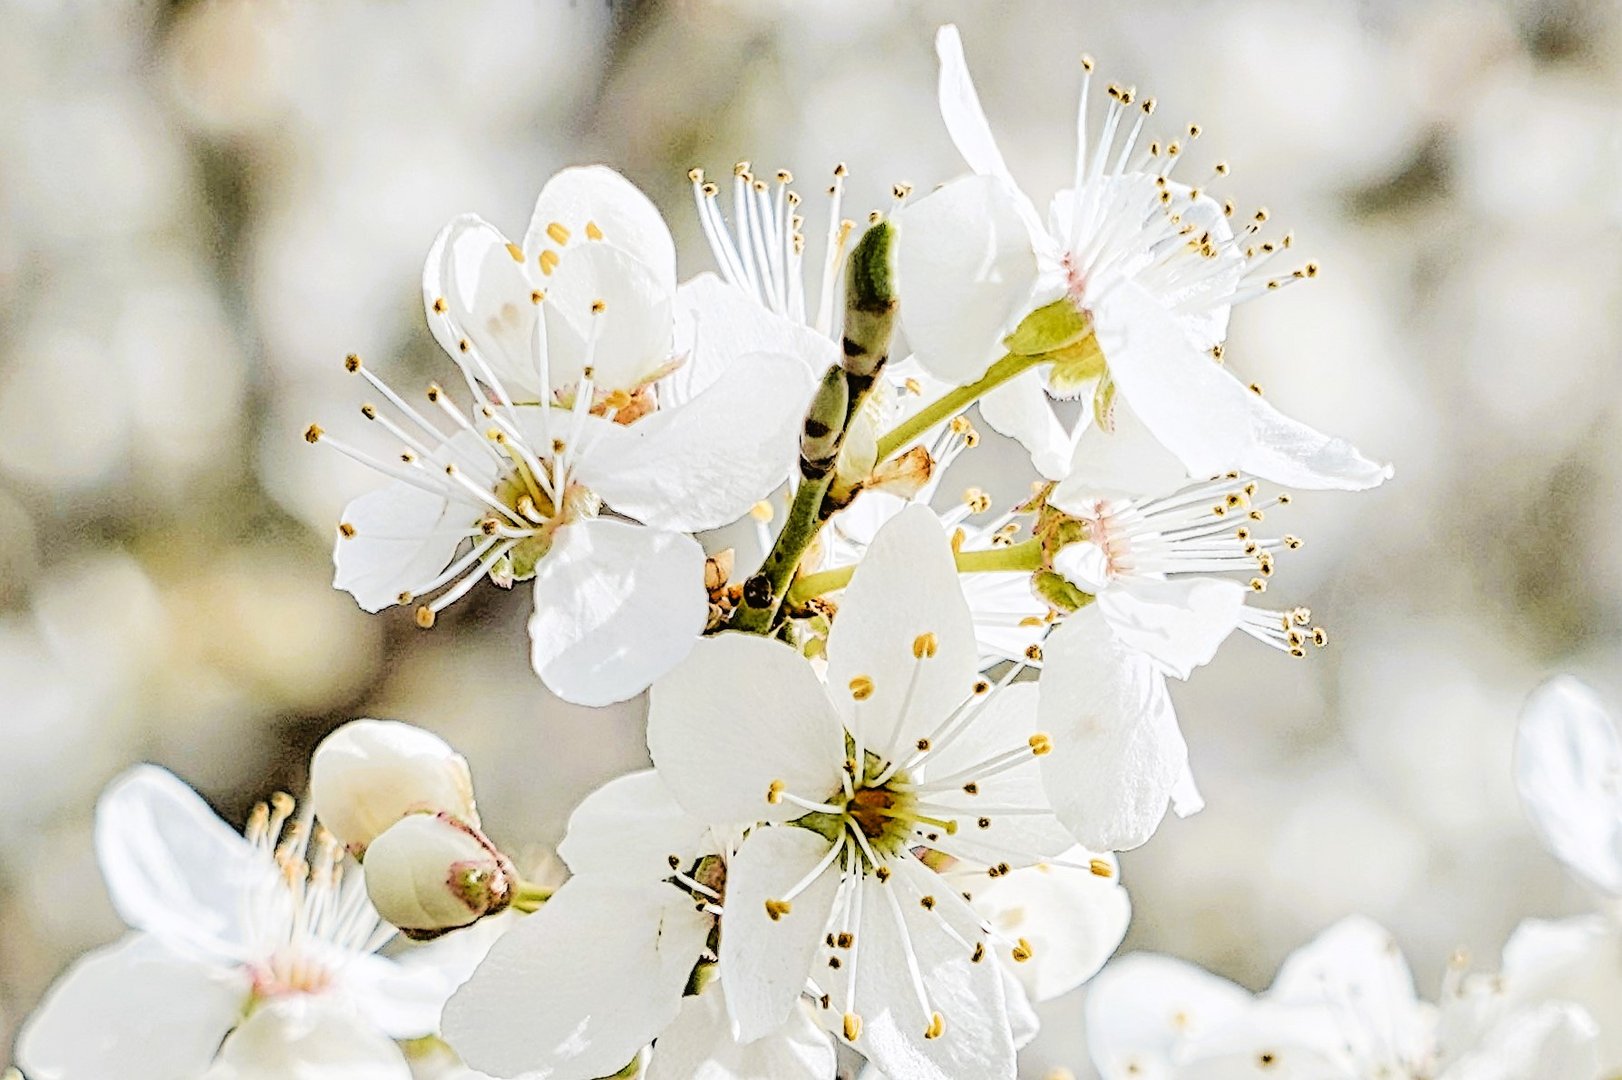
[
  {"left": 1050, "top": 396, "right": 1190, "bottom": 506},
  {"left": 1513, "top": 676, "right": 1622, "bottom": 896},
  {"left": 933, "top": 25, "right": 1016, "bottom": 187},
  {"left": 524, "top": 165, "right": 677, "bottom": 295},
  {"left": 1170, "top": 761, "right": 1206, "bottom": 819},
  {"left": 542, "top": 241, "right": 673, "bottom": 394},
  {"left": 422, "top": 214, "right": 545, "bottom": 397},
  {"left": 1036, "top": 610, "right": 1186, "bottom": 851},
  {"left": 668, "top": 274, "right": 838, "bottom": 408},
  {"left": 920, "top": 683, "right": 1075, "bottom": 860},
  {"left": 1442, "top": 1002, "right": 1601, "bottom": 1080},
  {"left": 826, "top": 505, "right": 979, "bottom": 760},
  {"left": 648, "top": 633, "right": 846, "bottom": 827},
  {"left": 558, "top": 769, "right": 711, "bottom": 881},
  {"left": 529, "top": 519, "right": 706, "bottom": 707},
  {"left": 972, "top": 848, "right": 1130, "bottom": 1002},
  {"left": 574, "top": 350, "right": 813, "bottom": 532},
  {"left": 896, "top": 176, "right": 1042, "bottom": 385},
  {"left": 836, "top": 862, "right": 1016, "bottom": 1080},
  {"left": 95, "top": 765, "right": 274, "bottom": 960},
  {"left": 1094, "top": 279, "right": 1391, "bottom": 491},
  {"left": 204, "top": 997, "right": 411, "bottom": 1080},
  {"left": 1093, "top": 577, "right": 1248, "bottom": 681},
  {"left": 340, "top": 951, "right": 452, "bottom": 1041},
  {"left": 647, "top": 985, "right": 836, "bottom": 1080},
  {"left": 1267, "top": 916, "right": 1427, "bottom": 1068},
  {"left": 978, "top": 371, "right": 1073, "bottom": 481},
  {"left": 1084, "top": 952, "right": 1252, "bottom": 1079},
  {"left": 17, "top": 934, "right": 248, "bottom": 1080},
  {"left": 333, "top": 430, "right": 497, "bottom": 614},
  {"left": 443, "top": 877, "right": 711, "bottom": 1080},
  {"left": 721, "top": 826, "right": 844, "bottom": 1043}
]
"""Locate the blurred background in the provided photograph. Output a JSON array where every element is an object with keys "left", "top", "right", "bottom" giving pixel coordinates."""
[{"left": 3, "top": 0, "right": 1620, "bottom": 1074}]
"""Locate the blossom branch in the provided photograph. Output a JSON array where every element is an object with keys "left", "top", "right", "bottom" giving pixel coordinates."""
[{"left": 728, "top": 220, "right": 898, "bottom": 634}]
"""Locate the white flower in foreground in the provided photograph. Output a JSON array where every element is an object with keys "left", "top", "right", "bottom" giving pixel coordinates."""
[
  {"left": 316, "top": 165, "right": 815, "bottom": 705},
  {"left": 443, "top": 770, "right": 835, "bottom": 1080},
  {"left": 310, "top": 718, "right": 478, "bottom": 854},
  {"left": 1086, "top": 916, "right": 1602, "bottom": 1080},
  {"left": 897, "top": 24, "right": 1391, "bottom": 492},
  {"left": 16, "top": 766, "right": 449, "bottom": 1080},
  {"left": 647, "top": 505, "right": 1143, "bottom": 1079}
]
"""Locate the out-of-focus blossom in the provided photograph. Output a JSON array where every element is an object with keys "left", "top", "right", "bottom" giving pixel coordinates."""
[
  {"left": 16, "top": 767, "right": 451, "bottom": 1079},
  {"left": 1086, "top": 916, "right": 1602, "bottom": 1079}
]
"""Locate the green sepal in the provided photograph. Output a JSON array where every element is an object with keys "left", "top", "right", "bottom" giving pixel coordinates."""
[
  {"left": 1033, "top": 570, "right": 1095, "bottom": 614},
  {"left": 1004, "top": 298, "right": 1092, "bottom": 356}
]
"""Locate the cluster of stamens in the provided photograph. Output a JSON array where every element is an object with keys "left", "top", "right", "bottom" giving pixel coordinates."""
[{"left": 241, "top": 792, "right": 390, "bottom": 1000}]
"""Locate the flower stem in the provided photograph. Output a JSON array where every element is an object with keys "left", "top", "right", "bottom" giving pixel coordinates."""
[
  {"left": 510, "top": 880, "right": 554, "bottom": 913},
  {"left": 787, "top": 537, "right": 1045, "bottom": 604},
  {"left": 874, "top": 351, "right": 1046, "bottom": 462}
]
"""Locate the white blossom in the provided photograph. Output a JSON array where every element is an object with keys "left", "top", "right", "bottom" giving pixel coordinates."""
[
  {"left": 646, "top": 505, "right": 1147, "bottom": 1078},
  {"left": 896, "top": 25, "right": 1391, "bottom": 494},
  {"left": 442, "top": 770, "right": 836, "bottom": 1080},
  {"left": 1085, "top": 916, "right": 1601, "bottom": 1080},
  {"left": 316, "top": 165, "right": 815, "bottom": 705},
  {"left": 15, "top": 766, "right": 451, "bottom": 1079}
]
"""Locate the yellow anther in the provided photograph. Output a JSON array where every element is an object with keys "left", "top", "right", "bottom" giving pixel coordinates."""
[
  {"left": 585, "top": 220, "right": 603, "bottom": 240},
  {"left": 843, "top": 1013, "right": 862, "bottom": 1041},
  {"left": 925, "top": 1012, "right": 945, "bottom": 1039},
  {"left": 912, "top": 632, "right": 938, "bottom": 660},
  {"left": 303, "top": 424, "right": 324, "bottom": 444},
  {"left": 432, "top": 295, "right": 448, "bottom": 314},
  {"left": 531, "top": 290, "right": 544, "bottom": 304},
  {"left": 1312, "top": 627, "right": 1328, "bottom": 647},
  {"left": 1028, "top": 733, "right": 1053, "bottom": 756},
  {"left": 458, "top": 338, "right": 471, "bottom": 353},
  {"left": 590, "top": 298, "right": 606, "bottom": 314},
  {"left": 1089, "top": 858, "right": 1114, "bottom": 878},
  {"left": 764, "top": 899, "right": 792, "bottom": 921},
  {"left": 545, "top": 222, "right": 570, "bottom": 246},
  {"left": 849, "top": 675, "right": 874, "bottom": 701},
  {"left": 904, "top": 377, "right": 923, "bottom": 395},
  {"left": 539, "top": 250, "right": 560, "bottom": 275},
  {"left": 1081, "top": 53, "right": 1094, "bottom": 72},
  {"left": 415, "top": 606, "right": 436, "bottom": 629},
  {"left": 397, "top": 590, "right": 413, "bottom": 604},
  {"left": 687, "top": 167, "right": 704, "bottom": 183},
  {"left": 972, "top": 679, "right": 990, "bottom": 695},
  {"left": 505, "top": 242, "right": 524, "bottom": 262},
  {"left": 950, "top": 528, "right": 966, "bottom": 555},
  {"left": 1011, "top": 937, "right": 1034, "bottom": 962},
  {"left": 344, "top": 352, "right": 362, "bottom": 372},
  {"left": 337, "top": 522, "right": 356, "bottom": 539},
  {"left": 749, "top": 500, "right": 774, "bottom": 523},
  {"left": 776, "top": 169, "right": 793, "bottom": 183},
  {"left": 1248, "top": 383, "right": 1264, "bottom": 396}
]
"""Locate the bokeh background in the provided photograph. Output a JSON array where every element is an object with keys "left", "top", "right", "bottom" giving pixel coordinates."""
[{"left": 3, "top": 0, "right": 1620, "bottom": 1074}]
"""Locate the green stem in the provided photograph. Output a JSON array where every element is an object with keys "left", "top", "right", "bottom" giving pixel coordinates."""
[
  {"left": 786, "top": 537, "right": 1045, "bottom": 605},
  {"left": 874, "top": 351, "right": 1045, "bottom": 462},
  {"left": 728, "top": 470, "right": 835, "bottom": 633},
  {"left": 510, "top": 880, "right": 554, "bottom": 913}
]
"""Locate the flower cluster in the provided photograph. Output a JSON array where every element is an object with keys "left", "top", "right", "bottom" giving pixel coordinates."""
[{"left": 61, "top": 22, "right": 1622, "bottom": 1080}]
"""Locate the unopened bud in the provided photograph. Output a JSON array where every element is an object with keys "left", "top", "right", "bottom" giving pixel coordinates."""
[
  {"left": 800, "top": 365, "right": 849, "bottom": 479},
  {"left": 310, "top": 719, "right": 478, "bottom": 853},
  {"left": 362, "top": 812, "right": 515, "bottom": 940},
  {"left": 841, "top": 220, "right": 898, "bottom": 383}
]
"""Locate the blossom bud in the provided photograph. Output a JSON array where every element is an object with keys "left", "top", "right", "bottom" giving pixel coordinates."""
[
  {"left": 800, "top": 365, "right": 849, "bottom": 480},
  {"left": 310, "top": 719, "right": 478, "bottom": 853},
  {"left": 362, "top": 812, "right": 515, "bottom": 940}
]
